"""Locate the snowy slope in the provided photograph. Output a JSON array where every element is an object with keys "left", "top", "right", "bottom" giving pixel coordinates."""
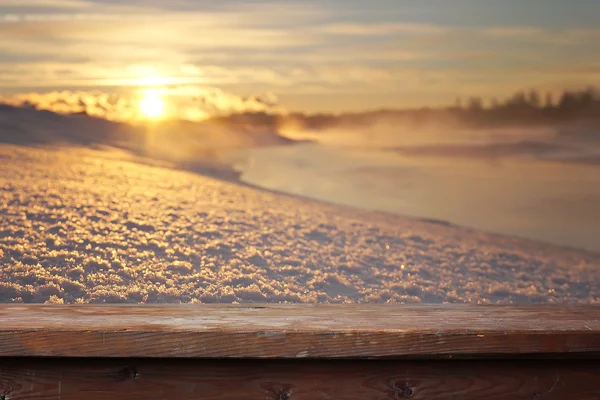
[{"left": 0, "top": 144, "right": 598, "bottom": 304}]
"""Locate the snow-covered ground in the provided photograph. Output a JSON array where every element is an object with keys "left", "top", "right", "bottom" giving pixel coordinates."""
[{"left": 1, "top": 143, "right": 599, "bottom": 304}]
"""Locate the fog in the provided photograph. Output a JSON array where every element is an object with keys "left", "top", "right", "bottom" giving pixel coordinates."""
[
  {"left": 1, "top": 104, "right": 599, "bottom": 304},
  {"left": 226, "top": 122, "right": 600, "bottom": 251},
  {"left": 2, "top": 103, "right": 599, "bottom": 251}
]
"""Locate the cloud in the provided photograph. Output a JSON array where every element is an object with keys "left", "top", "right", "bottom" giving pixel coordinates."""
[
  {"left": 0, "top": 14, "right": 311, "bottom": 47},
  {"left": 0, "top": 0, "right": 91, "bottom": 8},
  {"left": 482, "top": 27, "right": 543, "bottom": 39},
  {"left": 0, "top": 87, "right": 286, "bottom": 122},
  {"left": 1, "top": 0, "right": 600, "bottom": 112},
  {"left": 320, "top": 22, "right": 447, "bottom": 36},
  {"left": 482, "top": 26, "right": 600, "bottom": 45}
]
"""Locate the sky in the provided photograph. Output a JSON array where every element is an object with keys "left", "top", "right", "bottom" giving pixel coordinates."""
[{"left": 1, "top": 0, "right": 599, "bottom": 120}]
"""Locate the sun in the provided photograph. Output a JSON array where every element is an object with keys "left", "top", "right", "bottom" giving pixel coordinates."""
[{"left": 139, "top": 92, "right": 165, "bottom": 119}]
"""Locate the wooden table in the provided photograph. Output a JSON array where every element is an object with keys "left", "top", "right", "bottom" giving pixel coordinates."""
[{"left": 0, "top": 304, "right": 599, "bottom": 399}]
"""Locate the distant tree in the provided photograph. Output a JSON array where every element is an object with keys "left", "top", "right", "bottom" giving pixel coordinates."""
[
  {"left": 515, "top": 91, "right": 528, "bottom": 106},
  {"left": 527, "top": 89, "right": 541, "bottom": 108},
  {"left": 580, "top": 87, "right": 596, "bottom": 107},
  {"left": 544, "top": 92, "right": 554, "bottom": 109},
  {"left": 467, "top": 96, "right": 483, "bottom": 111},
  {"left": 490, "top": 97, "right": 500, "bottom": 109},
  {"left": 558, "top": 91, "right": 578, "bottom": 114},
  {"left": 505, "top": 91, "right": 528, "bottom": 107}
]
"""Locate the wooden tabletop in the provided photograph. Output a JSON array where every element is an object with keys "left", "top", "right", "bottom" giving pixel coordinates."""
[{"left": 0, "top": 304, "right": 599, "bottom": 358}]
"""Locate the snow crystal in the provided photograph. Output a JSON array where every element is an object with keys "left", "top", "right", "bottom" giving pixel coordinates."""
[{"left": 0, "top": 144, "right": 599, "bottom": 304}]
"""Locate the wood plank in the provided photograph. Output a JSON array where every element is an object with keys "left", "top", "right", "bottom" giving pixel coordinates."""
[
  {"left": 1, "top": 358, "right": 600, "bottom": 400},
  {"left": 0, "top": 304, "right": 599, "bottom": 358}
]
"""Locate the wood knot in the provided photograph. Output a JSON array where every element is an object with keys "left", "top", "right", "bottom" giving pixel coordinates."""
[
  {"left": 278, "top": 388, "right": 291, "bottom": 400},
  {"left": 387, "top": 381, "right": 414, "bottom": 398},
  {"left": 260, "top": 382, "right": 293, "bottom": 399},
  {"left": 111, "top": 366, "right": 139, "bottom": 382},
  {"left": 128, "top": 367, "right": 139, "bottom": 379},
  {"left": 0, "top": 384, "right": 14, "bottom": 400}
]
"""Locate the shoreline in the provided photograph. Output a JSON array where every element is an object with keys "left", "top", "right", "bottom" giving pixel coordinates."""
[
  {"left": 6, "top": 139, "right": 600, "bottom": 256},
  {"left": 40, "top": 140, "right": 600, "bottom": 257},
  {"left": 1, "top": 143, "right": 599, "bottom": 304},
  {"left": 225, "top": 141, "right": 600, "bottom": 253}
]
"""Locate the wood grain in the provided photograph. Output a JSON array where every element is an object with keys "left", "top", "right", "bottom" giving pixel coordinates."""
[
  {"left": 0, "top": 358, "right": 599, "bottom": 400},
  {"left": 0, "top": 304, "right": 599, "bottom": 358}
]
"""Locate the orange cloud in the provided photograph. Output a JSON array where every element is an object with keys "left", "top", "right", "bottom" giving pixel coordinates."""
[
  {"left": 482, "top": 26, "right": 600, "bottom": 45},
  {"left": 320, "top": 22, "right": 447, "bottom": 36},
  {"left": 0, "top": 87, "right": 286, "bottom": 122},
  {"left": 1, "top": 0, "right": 599, "bottom": 112}
]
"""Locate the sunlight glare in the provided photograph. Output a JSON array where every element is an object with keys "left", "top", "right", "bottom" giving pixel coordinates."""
[{"left": 140, "top": 92, "right": 165, "bottom": 119}]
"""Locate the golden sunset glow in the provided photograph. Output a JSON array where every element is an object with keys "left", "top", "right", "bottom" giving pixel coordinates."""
[{"left": 139, "top": 92, "right": 165, "bottom": 119}]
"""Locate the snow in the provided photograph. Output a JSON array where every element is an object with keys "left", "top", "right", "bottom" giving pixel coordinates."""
[{"left": 1, "top": 143, "right": 599, "bottom": 304}]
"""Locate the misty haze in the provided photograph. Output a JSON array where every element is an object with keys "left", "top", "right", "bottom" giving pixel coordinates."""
[{"left": 1, "top": 0, "right": 599, "bottom": 305}]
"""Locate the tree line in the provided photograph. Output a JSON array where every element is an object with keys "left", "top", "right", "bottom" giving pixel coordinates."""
[
  {"left": 204, "top": 86, "right": 600, "bottom": 131},
  {"left": 454, "top": 87, "right": 600, "bottom": 124}
]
